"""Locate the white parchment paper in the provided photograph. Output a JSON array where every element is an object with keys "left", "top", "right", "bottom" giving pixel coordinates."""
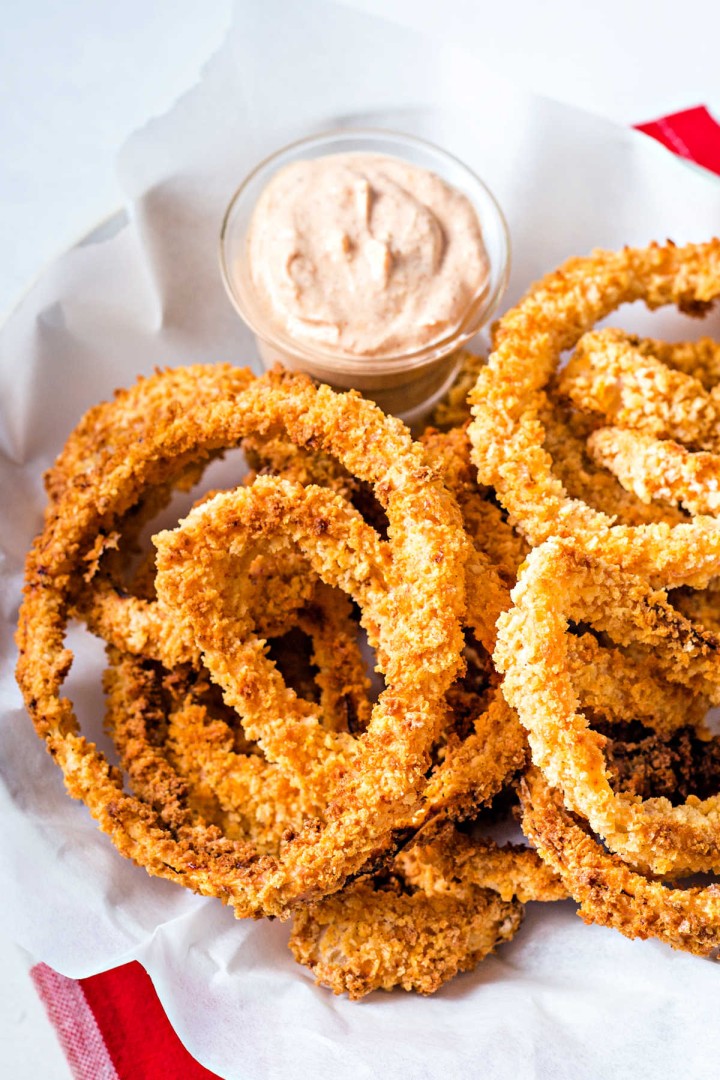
[{"left": 2, "top": 2, "right": 720, "bottom": 1077}]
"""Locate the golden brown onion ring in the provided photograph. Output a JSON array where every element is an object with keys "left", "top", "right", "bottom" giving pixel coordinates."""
[
  {"left": 520, "top": 768, "right": 720, "bottom": 957},
  {"left": 16, "top": 366, "right": 469, "bottom": 918},
  {"left": 470, "top": 239, "right": 720, "bottom": 586},
  {"left": 289, "top": 820, "right": 566, "bottom": 999},
  {"left": 289, "top": 875, "right": 522, "bottom": 999},
  {"left": 496, "top": 538, "right": 720, "bottom": 877},
  {"left": 558, "top": 327, "right": 720, "bottom": 450},
  {"left": 588, "top": 427, "right": 720, "bottom": 517}
]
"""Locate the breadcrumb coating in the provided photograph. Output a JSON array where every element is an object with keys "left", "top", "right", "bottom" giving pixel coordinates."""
[
  {"left": 521, "top": 769, "right": 720, "bottom": 956},
  {"left": 559, "top": 327, "right": 720, "bottom": 451},
  {"left": 497, "top": 539, "right": 720, "bottom": 877},
  {"left": 469, "top": 239, "right": 720, "bottom": 586},
  {"left": 16, "top": 366, "right": 470, "bottom": 918}
]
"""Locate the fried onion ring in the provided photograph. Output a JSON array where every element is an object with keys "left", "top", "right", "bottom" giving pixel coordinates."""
[
  {"left": 469, "top": 239, "right": 720, "bottom": 585},
  {"left": 540, "top": 394, "right": 686, "bottom": 528},
  {"left": 521, "top": 768, "right": 720, "bottom": 956},
  {"left": 587, "top": 427, "right": 720, "bottom": 517},
  {"left": 395, "top": 823, "right": 567, "bottom": 904},
  {"left": 289, "top": 874, "right": 522, "bottom": 999},
  {"left": 289, "top": 822, "right": 565, "bottom": 998},
  {"left": 496, "top": 538, "right": 720, "bottom": 876},
  {"left": 16, "top": 366, "right": 469, "bottom": 917},
  {"left": 558, "top": 327, "right": 720, "bottom": 450}
]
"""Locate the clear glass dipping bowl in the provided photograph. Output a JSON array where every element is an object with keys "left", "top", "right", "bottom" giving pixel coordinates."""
[{"left": 219, "top": 129, "right": 510, "bottom": 424}]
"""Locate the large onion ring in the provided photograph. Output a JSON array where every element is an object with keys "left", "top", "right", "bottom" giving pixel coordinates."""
[{"left": 16, "top": 366, "right": 469, "bottom": 917}]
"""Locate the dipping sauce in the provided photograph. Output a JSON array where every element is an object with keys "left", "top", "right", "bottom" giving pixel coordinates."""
[
  {"left": 220, "top": 130, "right": 510, "bottom": 424},
  {"left": 245, "top": 153, "right": 490, "bottom": 358}
]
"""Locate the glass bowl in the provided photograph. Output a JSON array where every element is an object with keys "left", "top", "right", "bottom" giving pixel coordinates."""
[{"left": 220, "top": 129, "right": 510, "bottom": 424}]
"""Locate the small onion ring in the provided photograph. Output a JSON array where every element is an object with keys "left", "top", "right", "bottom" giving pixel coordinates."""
[
  {"left": 588, "top": 427, "right": 720, "bottom": 517},
  {"left": 288, "top": 875, "right": 523, "bottom": 999},
  {"left": 540, "top": 394, "right": 686, "bottom": 528},
  {"left": 288, "top": 821, "right": 565, "bottom": 998},
  {"left": 520, "top": 768, "right": 720, "bottom": 956},
  {"left": 558, "top": 327, "right": 720, "bottom": 451}
]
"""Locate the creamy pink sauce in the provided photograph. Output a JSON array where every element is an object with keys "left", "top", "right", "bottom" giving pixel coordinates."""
[{"left": 246, "top": 152, "right": 489, "bottom": 357}]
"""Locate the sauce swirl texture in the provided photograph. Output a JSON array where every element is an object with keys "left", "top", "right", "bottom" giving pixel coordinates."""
[{"left": 246, "top": 152, "right": 489, "bottom": 357}]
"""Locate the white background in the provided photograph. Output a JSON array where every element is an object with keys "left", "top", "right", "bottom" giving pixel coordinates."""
[{"left": 1, "top": 0, "right": 719, "bottom": 1076}]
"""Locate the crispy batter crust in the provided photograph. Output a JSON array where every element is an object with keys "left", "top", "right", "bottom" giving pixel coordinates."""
[
  {"left": 547, "top": 325, "right": 720, "bottom": 523},
  {"left": 566, "top": 632, "right": 710, "bottom": 736},
  {"left": 520, "top": 769, "right": 720, "bottom": 956},
  {"left": 16, "top": 366, "right": 470, "bottom": 918},
  {"left": 588, "top": 428, "right": 720, "bottom": 517},
  {"left": 289, "top": 876, "right": 522, "bottom": 999},
  {"left": 540, "top": 394, "right": 686, "bottom": 528},
  {"left": 289, "top": 821, "right": 565, "bottom": 998},
  {"left": 235, "top": 419, "right": 531, "bottom": 822},
  {"left": 559, "top": 328, "right": 720, "bottom": 451},
  {"left": 496, "top": 539, "right": 720, "bottom": 876},
  {"left": 396, "top": 825, "right": 567, "bottom": 904},
  {"left": 469, "top": 240, "right": 720, "bottom": 586}
]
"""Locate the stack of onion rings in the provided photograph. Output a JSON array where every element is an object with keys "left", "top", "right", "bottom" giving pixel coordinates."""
[
  {"left": 17, "top": 361, "right": 570, "bottom": 997},
  {"left": 18, "top": 234, "right": 720, "bottom": 996},
  {"left": 472, "top": 236, "right": 720, "bottom": 955}
]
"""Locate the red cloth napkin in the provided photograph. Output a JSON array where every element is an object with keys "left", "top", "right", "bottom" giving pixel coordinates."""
[
  {"left": 27, "top": 103, "right": 720, "bottom": 1080},
  {"left": 635, "top": 105, "right": 720, "bottom": 177},
  {"left": 31, "top": 961, "right": 219, "bottom": 1080}
]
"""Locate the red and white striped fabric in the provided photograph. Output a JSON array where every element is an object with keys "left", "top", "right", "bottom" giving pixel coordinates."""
[
  {"left": 635, "top": 105, "right": 720, "bottom": 177},
  {"left": 31, "top": 961, "right": 219, "bottom": 1079},
  {"left": 27, "top": 104, "right": 720, "bottom": 1080}
]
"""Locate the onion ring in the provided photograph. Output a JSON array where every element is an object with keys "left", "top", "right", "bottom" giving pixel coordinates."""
[
  {"left": 469, "top": 239, "right": 720, "bottom": 586},
  {"left": 395, "top": 823, "right": 567, "bottom": 904},
  {"left": 103, "top": 542, "right": 374, "bottom": 849},
  {"left": 230, "top": 419, "right": 533, "bottom": 821},
  {"left": 616, "top": 332, "right": 720, "bottom": 389},
  {"left": 587, "top": 427, "right": 720, "bottom": 517},
  {"left": 289, "top": 821, "right": 565, "bottom": 998},
  {"left": 520, "top": 768, "right": 720, "bottom": 956},
  {"left": 558, "top": 327, "right": 720, "bottom": 450},
  {"left": 16, "top": 366, "right": 469, "bottom": 917},
  {"left": 496, "top": 537, "right": 720, "bottom": 876},
  {"left": 288, "top": 874, "right": 523, "bottom": 999},
  {"left": 540, "top": 394, "right": 686, "bottom": 528},
  {"left": 90, "top": 390, "right": 529, "bottom": 856}
]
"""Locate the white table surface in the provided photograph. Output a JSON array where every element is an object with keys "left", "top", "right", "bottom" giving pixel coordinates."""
[{"left": 1, "top": 0, "right": 718, "bottom": 1076}]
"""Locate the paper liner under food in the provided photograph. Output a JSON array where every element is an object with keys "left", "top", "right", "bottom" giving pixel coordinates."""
[{"left": 2, "top": 2, "right": 720, "bottom": 1077}]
